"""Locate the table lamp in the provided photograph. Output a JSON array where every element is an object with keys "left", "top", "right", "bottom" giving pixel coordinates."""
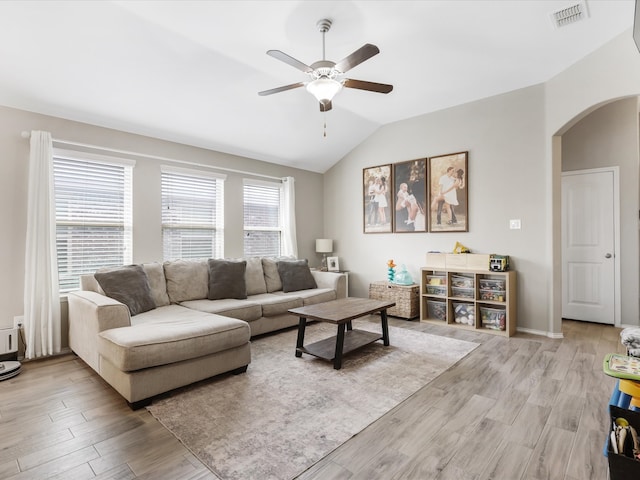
[{"left": 315, "top": 239, "right": 333, "bottom": 271}]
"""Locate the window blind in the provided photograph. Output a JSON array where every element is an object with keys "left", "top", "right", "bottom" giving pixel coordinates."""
[
  {"left": 53, "top": 154, "right": 133, "bottom": 293},
  {"left": 162, "top": 167, "right": 225, "bottom": 261},
  {"left": 243, "top": 180, "right": 282, "bottom": 257}
]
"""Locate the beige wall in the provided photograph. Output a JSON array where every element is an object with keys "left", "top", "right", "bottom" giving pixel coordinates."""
[
  {"left": 324, "top": 85, "right": 549, "bottom": 334},
  {"left": 0, "top": 106, "right": 325, "bottom": 336},
  {"left": 562, "top": 98, "right": 640, "bottom": 325}
]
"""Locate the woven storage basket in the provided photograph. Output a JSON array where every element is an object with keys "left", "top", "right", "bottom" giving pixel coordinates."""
[{"left": 368, "top": 281, "right": 419, "bottom": 319}]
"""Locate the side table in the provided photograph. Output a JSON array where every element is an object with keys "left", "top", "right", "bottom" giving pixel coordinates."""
[{"left": 368, "top": 281, "right": 419, "bottom": 319}]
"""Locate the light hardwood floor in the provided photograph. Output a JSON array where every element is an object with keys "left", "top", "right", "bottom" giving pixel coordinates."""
[{"left": 0, "top": 319, "right": 626, "bottom": 479}]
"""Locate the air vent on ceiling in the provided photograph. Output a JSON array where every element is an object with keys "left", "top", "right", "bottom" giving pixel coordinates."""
[{"left": 550, "top": 0, "right": 589, "bottom": 29}]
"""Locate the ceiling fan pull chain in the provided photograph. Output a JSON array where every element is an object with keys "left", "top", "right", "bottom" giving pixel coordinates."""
[{"left": 323, "top": 113, "right": 327, "bottom": 138}]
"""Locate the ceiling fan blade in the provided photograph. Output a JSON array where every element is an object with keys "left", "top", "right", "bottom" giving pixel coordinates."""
[
  {"left": 258, "top": 82, "right": 305, "bottom": 96},
  {"left": 267, "top": 50, "right": 313, "bottom": 73},
  {"left": 319, "top": 101, "right": 332, "bottom": 112},
  {"left": 334, "top": 44, "right": 380, "bottom": 73},
  {"left": 343, "top": 78, "right": 393, "bottom": 94}
]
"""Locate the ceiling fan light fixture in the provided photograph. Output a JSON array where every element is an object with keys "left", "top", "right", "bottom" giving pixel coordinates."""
[{"left": 306, "top": 77, "right": 342, "bottom": 104}]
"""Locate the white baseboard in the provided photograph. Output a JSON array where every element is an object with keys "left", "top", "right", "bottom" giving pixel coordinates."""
[
  {"left": 517, "top": 326, "right": 564, "bottom": 339},
  {"left": 618, "top": 323, "right": 639, "bottom": 329}
]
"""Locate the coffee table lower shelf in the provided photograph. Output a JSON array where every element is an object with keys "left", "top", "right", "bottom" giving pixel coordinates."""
[{"left": 297, "top": 329, "right": 383, "bottom": 364}]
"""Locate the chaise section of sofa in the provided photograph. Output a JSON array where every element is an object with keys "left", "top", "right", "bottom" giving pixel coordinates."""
[{"left": 68, "top": 257, "right": 346, "bottom": 408}]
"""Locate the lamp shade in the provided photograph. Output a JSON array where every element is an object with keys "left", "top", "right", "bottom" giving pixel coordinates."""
[
  {"left": 306, "top": 78, "right": 342, "bottom": 104},
  {"left": 315, "top": 238, "right": 333, "bottom": 253}
]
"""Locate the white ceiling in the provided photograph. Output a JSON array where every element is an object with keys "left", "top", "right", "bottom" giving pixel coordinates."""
[{"left": 0, "top": 1, "right": 635, "bottom": 173}]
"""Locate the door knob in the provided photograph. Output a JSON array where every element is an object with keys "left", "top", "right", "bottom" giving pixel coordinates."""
[{"left": 605, "top": 253, "right": 612, "bottom": 259}]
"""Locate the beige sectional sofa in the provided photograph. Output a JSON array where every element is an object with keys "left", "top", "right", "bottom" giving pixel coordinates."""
[{"left": 68, "top": 257, "right": 347, "bottom": 408}]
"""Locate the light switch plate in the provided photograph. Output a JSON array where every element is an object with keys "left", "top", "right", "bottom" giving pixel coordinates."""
[{"left": 509, "top": 219, "right": 521, "bottom": 230}]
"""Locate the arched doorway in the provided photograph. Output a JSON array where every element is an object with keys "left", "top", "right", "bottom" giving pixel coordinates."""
[{"left": 552, "top": 97, "right": 639, "bottom": 332}]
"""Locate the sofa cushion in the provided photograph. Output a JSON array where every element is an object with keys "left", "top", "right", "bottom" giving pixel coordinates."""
[
  {"left": 164, "top": 259, "right": 209, "bottom": 303},
  {"left": 180, "top": 299, "right": 262, "bottom": 322},
  {"left": 277, "top": 259, "right": 317, "bottom": 293},
  {"left": 94, "top": 265, "right": 156, "bottom": 316},
  {"left": 274, "top": 287, "right": 337, "bottom": 306},
  {"left": 208, "top": 259, "right": 247, "bottom": 300},
  {"left": 98, "top": 306, "right": 250, "bottom": 371},
  {"left": 142, "top": 262, "right": 170, "bottom": 307},
  {"left": 245, "top": 257, "right": 267, "bottom": 295},
  {"left": 261, "top": 257, "right": 283, "bottom": 293},
  {"left": 248, "top": 293, "right": 303, "bottom": 316}
]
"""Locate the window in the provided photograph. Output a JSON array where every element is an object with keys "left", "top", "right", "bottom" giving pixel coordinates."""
[
  {"left": 53, "top": 150, "right": 133, "bottom": 293},
  {"left": 243, "top": 179, "right": 283, "bottom": 257},
  {"left": 162, "top": 166, "right": 225, "bottom": 260}
]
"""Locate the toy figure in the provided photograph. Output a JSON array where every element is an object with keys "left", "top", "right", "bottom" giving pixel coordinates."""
[{"left": 387, "top": 259, "right": 396, "bottom": 282}]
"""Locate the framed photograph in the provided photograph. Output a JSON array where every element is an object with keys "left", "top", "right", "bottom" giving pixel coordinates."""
[
  {"left": 327, "top": 256, "right": 340, "bottom": 271},
  {"left": 428, "top": 152, "right": 468, "bottom": 232},
  {"left": 393, "top": 158, "right": 427, "bottom": 232},
  {"left": 363, "top": 164, "right": 392, "bottom": 233}
]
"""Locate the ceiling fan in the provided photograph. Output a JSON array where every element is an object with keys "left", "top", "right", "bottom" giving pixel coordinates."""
[{"left": 258, "top": 18, "right": 393, "bottom": 112}]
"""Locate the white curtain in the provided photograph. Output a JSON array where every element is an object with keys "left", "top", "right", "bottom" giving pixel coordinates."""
[
  {"left": 24, "top": 131, "right": 61, "bottom": 359},
  {"left": 281, "top": 176, "right": 298, "bottom": 257}
]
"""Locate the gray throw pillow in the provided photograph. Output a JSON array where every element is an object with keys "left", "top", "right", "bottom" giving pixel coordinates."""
[
  {"left": 94, "top": 264, "right": 156, "bottom": 316},
  {"left": 277, "top": 259, "right": 317, "bottom": 293},
  {"left": 208, "top": 259, "right": 247, "bottom": 300}
]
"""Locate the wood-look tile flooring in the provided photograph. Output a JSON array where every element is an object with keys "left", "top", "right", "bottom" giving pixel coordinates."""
[{"left": 0, "top": 319, "right": 626, "bottom": 479}]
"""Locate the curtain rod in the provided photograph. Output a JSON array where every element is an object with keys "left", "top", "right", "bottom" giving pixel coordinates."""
[{"left": 20, "top": 131, "right": 284, "bottom": 181}]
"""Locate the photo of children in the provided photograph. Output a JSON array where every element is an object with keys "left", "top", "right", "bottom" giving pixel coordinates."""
[
  {"left": 428, "top": 152, "right": 468, "bottom": 232},
  {"left": 393, "top": 159, "right": 427, "bottom": 232},
  {"left": 363, "top": 164, "right": 392, "bottom": 233}
]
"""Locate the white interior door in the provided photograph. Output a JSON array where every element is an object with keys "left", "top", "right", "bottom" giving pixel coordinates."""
[{"left": 562, "top": 169, "right": 616, "bottom": 324}]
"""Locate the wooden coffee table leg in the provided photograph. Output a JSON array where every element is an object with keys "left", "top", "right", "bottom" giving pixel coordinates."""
[
  {"left": 334, "top": 323, "right": 346, "bottom": 369},
  {"left": 380, "top": 309, "right": 390, "bottom": 346},
  {"left": 295, "top": 317, "right": 307, "bottom": 357}
]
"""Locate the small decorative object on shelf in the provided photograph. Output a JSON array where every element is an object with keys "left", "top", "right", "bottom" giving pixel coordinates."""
[
  {"left": 393, "top": 264, "right": 413, "bottom": 285},
  {"left": 452, "top": 241, "right": 470, "bottom": 254},
  {"left": 327, "top": 256, "right": 340, "bottom": 272},
  {"left": 489, "top": 254, "right": 510, "bottom": 271},
  {"left": 387, "top": 259, "right": 396, "bottom": 282}
]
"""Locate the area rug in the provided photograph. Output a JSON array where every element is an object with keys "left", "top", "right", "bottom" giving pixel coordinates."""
[{"left": 147, "top": 322, "right": 479, "bottom": 480}]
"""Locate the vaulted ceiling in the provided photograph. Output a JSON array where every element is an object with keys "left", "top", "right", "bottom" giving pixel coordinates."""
[{"left": 0, "top": 1, "right": 634, "bottom": 172}]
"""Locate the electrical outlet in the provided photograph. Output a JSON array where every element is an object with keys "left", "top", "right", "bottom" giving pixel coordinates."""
[
  {"left": 13, "top": 316, "right": 23, "bottom": 329},
  {"left": 509, "top": 219, "right": 521, "bottom": 230}
]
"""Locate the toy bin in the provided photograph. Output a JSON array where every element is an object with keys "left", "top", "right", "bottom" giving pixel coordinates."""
[
  {"left": 452, "top": 302, "right": 475, "bottom": 326},
  {"left": 479, "top": 306, "right": 506, "bottom": 331},
  {"left": 451, "top": 286, "right": 475, "bottom": 299},
  {"left": 426, "top": 285, "right": 447, "bottom": 296},
  {"left": 479, "top": 289, "right": 506, "bottom": 301},
  {"left": 608, "top": 405, "right": 640, "bottom": 480},
  {"left": 451, "top": 275, "right": 474, "bottom": 288},
  {"left": 426, "top": 300, "right": 446, "bottom": 321},
  {"left": 479, "top": 278, "right": 505, "bottom": 291},
  {"left": 426, "top": 275, "right": 446, "bottom": 286}
]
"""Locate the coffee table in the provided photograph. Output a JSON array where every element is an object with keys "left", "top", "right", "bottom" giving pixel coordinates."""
[{"left": 288, "top": 297, "right": 395, "bottom": 370}]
